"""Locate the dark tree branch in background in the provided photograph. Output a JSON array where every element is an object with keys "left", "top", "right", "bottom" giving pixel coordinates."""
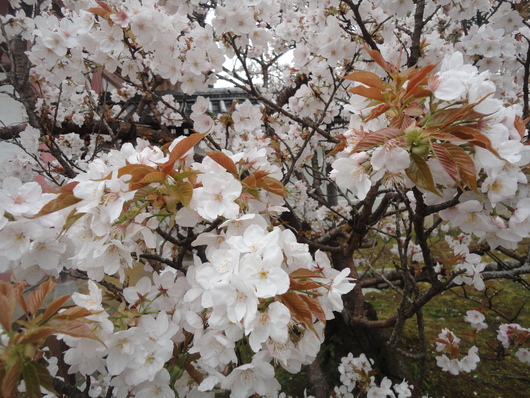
[
  {"left": 53, "top": 377, "right": 89, "bottom": 398},
  {"left": 343, "top": 0, "right": 380, "bottom": 51},
  {"left": 0, "top": 122, "right": 26, "bottom": 139},
  {"left": 523, "top": 38, "right": 530, "bottom": 122},
  {"left": 408, "top": 0, "right": 426, "bottom": 67}
]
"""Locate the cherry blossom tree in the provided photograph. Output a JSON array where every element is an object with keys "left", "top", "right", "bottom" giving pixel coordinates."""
[{"left": 1, "top": 1, "right": 530, "bottom": 397}]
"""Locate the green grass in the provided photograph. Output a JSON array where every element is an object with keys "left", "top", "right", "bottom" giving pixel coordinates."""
[{"left": 365, "top": 277, "right": 530, "bottom": 398}]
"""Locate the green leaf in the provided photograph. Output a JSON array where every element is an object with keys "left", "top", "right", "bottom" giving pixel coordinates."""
[
  {"left": 137, "top": 171, "right": 167, "bottom": 185},
  {"left": 406, "top": 153, "right": 440, "bottom": 195},
  {"left": 175, "top": 180, "right": 194, "bottom": 207},
  {"left": 33, "top": 362, "right": 57, "bottom": 395},
  {"left": 22, "top": 362, "right": 42, "bottom": 398},
  {"left": 63, "top": 209, "right": 85, "bottom": 232}
]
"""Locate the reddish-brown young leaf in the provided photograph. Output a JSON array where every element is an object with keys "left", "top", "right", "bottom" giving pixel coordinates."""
[
  {"left": 14, "top": 282, "right": 29, "bottom": 317},
  {"left": 87, "top": 7, "right": 112, "bottom": 18},
  {"left": 27, "top": 279, "right": 56, "bottom": 317},
  {"left": 118, "top": 164, "right": 158, "bottom": 180},
  {"left": 390, "top": 114, "right": 415, "bottom": 130},
  {"left": 0, "top": 282, "right": 16, "bottom": 330},
  {"left": 442, "top": 125, "right": 499, "bottom": 155},
  {"left": 432, "top": 143, "right": 459, "bottom": 182},
  {"left": 443, "top": 143, "right": 479, "bottom": 193},
  {"left": 280, "top": 292, "right": 314, "bottom": 331},
  {"left": 425, "top": 108, "right": 462, "bottom": 127},
  {"left": 120, "top": 164, "right": 161, "bottom": 190},
  {"left": 31, "top": 193, "right": 82, "bottom": 218},
  {"left": 52, "top": 306, "right": 94, "bottom": 321},
  {"left": 327, "top": 139, "right": 348, "bottom": 158},
  {"left": 41, "top": 294, "right": 72, "bottom": 323},
  {"left": 58, "top": 180, "right": 80, "bottom": 194},
  {"left": 514, "top": 115, "right": 527, "bottom": 139},
  {"left": 241, "top": 170, "right": 270, "bottom": 190},
  {"left": 184, "top": 358, "right": 204, "bottom": 384},
  {"left": 449, "top": 345, "right": 460, "bottom": 358},
  {"left": 407, "top": 86, "right": 432, "bottom": 99},
  {"left": 50, "top": 320, "right": 102, "bottom": 342},
  {"left": 15, "top": 327, "right": 57, "bottom": 345},
  {"left": 406, "top": 153, "right": 440, "bottom": 195},
  {"left": 2, "top": 358, "right": 22, "bottom": 398},
  {"left": 403, "top": 107, "right": 424, "bottom": 117},
  {"left": 165, "top": 132, "right": 207, "bottom": 170},
  {"left": 403, "top": 64, "right": 437, "bottom": 99},
  {"left": 428, "top": 131, "right": 465, "bottom": 143},
  {"left": 342, "top": 71, "right": 385, "bottom": 90},
  {"left": 258, "top": 176, "right": 287, "bottom": 197},
  {"left": 299, "top": 295, "right": 327, "bottom": 325},
  {"left": 347, "top": 85, "right": 385, "bottom": 102},
  {"left": 96, "top": 0, "right": 113, "bottom": 12},
  {"left": 289, "top": 269, "right": 325, "bottom": 279},
  {"left": 289, "top": 278, "right": 322, "bottom": 291},
  {"left": 364, "top": 45, "right": 396, "bottom": 73},
  {"left": 432, "top": 142, "right": 479, "bottom": 192},
  {"left": 205, "top": 151, "right": 238, "bottom": 175},
  {"left": 365, "top": 103, "right": 391, "bottom": 122},
  {"left": 353, "top": 127, "right": 403, "bottom": 152}
]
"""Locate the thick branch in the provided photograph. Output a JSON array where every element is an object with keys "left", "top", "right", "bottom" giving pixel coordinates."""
[
  {"left": 408, "top": 0, "right": 426, "bottom": 67},
  {"left": 523, "top": 39, "right": 530, "bottom": 121},
  {"left": 0, "top": 122, "right": 26, "bottom": 139},
  {"left": 342, "top": 0, "right": 380, "bottom": 51}
]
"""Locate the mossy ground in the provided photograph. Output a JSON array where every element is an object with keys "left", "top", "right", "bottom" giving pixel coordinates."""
[
  {"left": 278, "top": 275, "right": 529, "bottom": 398},
  {"left": 364, "top": 275, "right": 530, "bottom": 398}
]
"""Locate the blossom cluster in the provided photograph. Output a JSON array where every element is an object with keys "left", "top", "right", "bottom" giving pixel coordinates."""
[
  {"left": 0, "top": 133, "right": 354, "bottom": 397},
  {"left": 434, "top": 328, "right": 480, "bottom": 375},
  {"left": 336, "top": 353, "right": 413, "bottom": 398},
  {"left": 497, "top": 324, "right": 530, "bottom": 365},
  {"left": 1, "top": 0, "right": 530, "bottom": 396},
  {"left": 435, "top": 314, "right": 530, "bottom": 376}
]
